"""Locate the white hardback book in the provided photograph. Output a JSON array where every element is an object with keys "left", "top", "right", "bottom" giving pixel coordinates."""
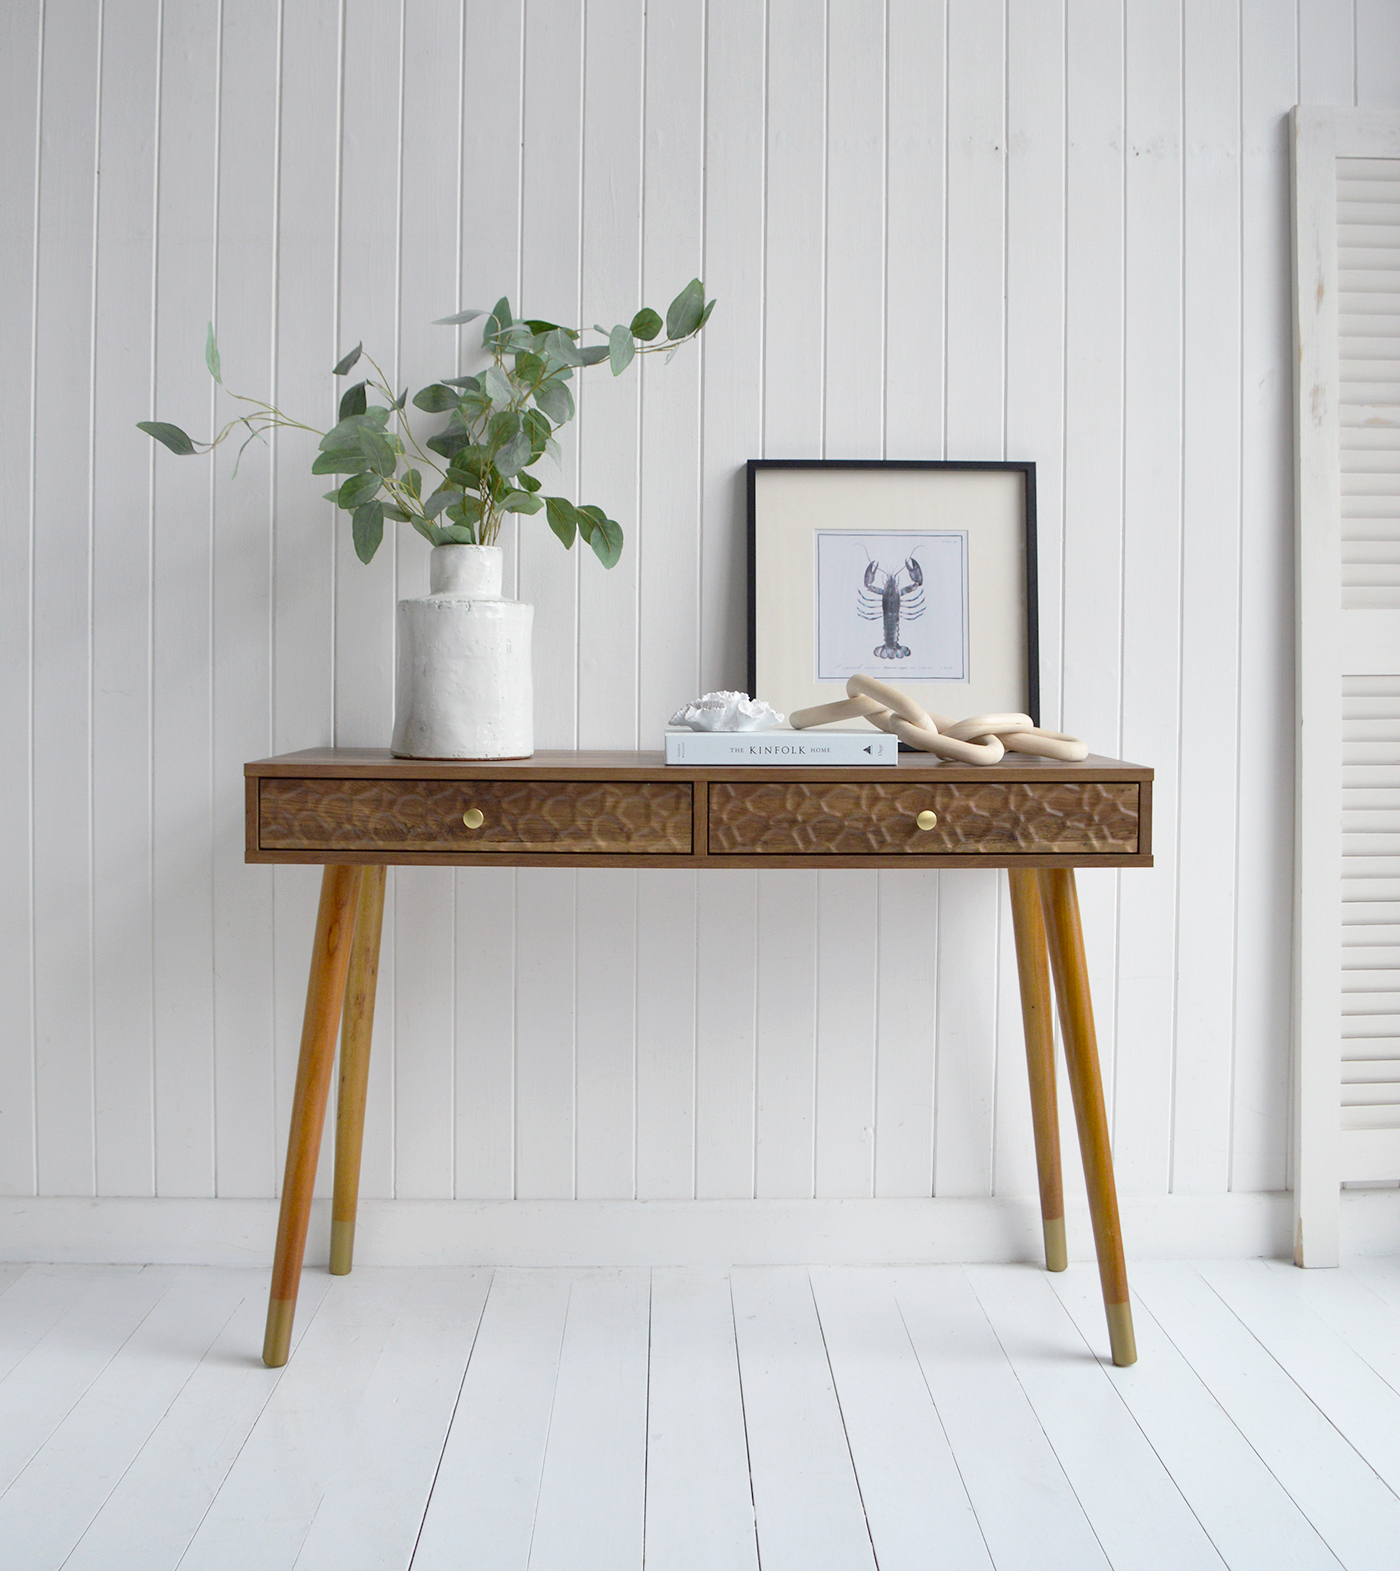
[{"left": 663, "top": 729, "right": 898, "bottom": 765}]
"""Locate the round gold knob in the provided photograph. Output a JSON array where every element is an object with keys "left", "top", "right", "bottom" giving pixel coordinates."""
[
  {"left": 916, "top": 809, "right": 938, "bottom": 831},
  {"left": 462, "top": 807, "right": 484, "bottom": 829}
]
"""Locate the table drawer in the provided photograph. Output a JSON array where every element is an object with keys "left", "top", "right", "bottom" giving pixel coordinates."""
[
  {"left": 707, "top": 780, "right": 1140, "bottom": 856},
  {"left": 259, "top": 777, "right": 693, "bottom": 854}
]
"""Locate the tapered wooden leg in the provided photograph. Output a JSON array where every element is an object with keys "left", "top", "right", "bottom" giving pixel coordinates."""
[
  {"left": 263, "top": 864, "right": 364, "bottom": 1368},
  {"left": 1037, "top": 868, "right": 1137, "bottom": 1367},
  {"left": 1008, "top": 870, "right": 1067, "bottom": 1273},
  {"left": 329, "top": 865, "right": 386, "bottom": 1276}
]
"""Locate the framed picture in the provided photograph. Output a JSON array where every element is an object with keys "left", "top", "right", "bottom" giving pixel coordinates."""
[{"left": 746, "top": 459, "right": 1039, "bottom": 725}]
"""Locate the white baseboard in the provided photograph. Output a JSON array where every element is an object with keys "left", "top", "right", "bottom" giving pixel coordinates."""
[{"left": 2, "top": 1190, "right": 1361, "bottom": 1267}]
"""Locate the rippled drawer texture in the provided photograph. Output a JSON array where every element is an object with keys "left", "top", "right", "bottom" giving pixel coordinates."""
[
  {"left": 708, "top": 780, "right": 1140, "bottom": 856},
  {"left": 259, "top": 777, "right": 693, "bottom": 854}
]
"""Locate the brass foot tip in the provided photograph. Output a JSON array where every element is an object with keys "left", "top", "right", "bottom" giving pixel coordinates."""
[
  {"left": 1043, "top": 1217, "right": 1068, "bottom": 1273},
  {"left": 329, "top": 1219, "right": 356, "bottom": 1276},
  {"left": 262, "top": 1298, "right": 297, "bottom": 1368},
  {"left": 1107, "top": 1300, "right": 1137, "bottom": 1367}
]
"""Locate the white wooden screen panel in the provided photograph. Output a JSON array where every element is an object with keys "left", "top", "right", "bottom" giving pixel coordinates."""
[
  {"left": 2, "top": 4, "right": 1397, "bottom": 1230},
  {"left": 1294, "top": 108, "right": 1400, "bottom": 1263}
]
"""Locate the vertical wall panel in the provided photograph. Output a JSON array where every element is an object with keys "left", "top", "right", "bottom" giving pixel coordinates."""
[
  {"left": 32, "top": 3, "right": 100, "bottom": 1197},
  {"left": 1113, "top": 0, "right": 1183, "bottom": 1194},
  {"left": 392, "top": 0, "right": 463, "bottom": 1201},
  {"left": 149, "top": 3, "right": 218, "bottom": 1198},
  {"left": 0, "top": 1, "right": 41, "bottom": 1196},
  {"left": 763, "top": 0, "right": 826, "bottom": 458},
  {"left": 1299, "top": 0, "right": 1356, "bottom": 106},
  {"left": 210, "top": 0, "right": 278, "bottom": 1199},
  {"left": 1233, "top": 0, "right": 1299, "bottom": 1193},
  {"left": 884, "top": 0, "right": 946, "bottom": 459},
  {"left": 1357, "top": 1, "right": 1400, "bottom": 108},
  {"left": 92, "top": 0, "right": 160, "bottom": 1197},
  {"left": 8, "top": 0, "right": 1396, "bottom": 1220},
  {"left": 517, "top": 0, "right": 583, "bottom": 748},
  {"left": 1173, "top": 0, "right": 1244, "bottom": 1193},
  {"left": 695, "top": 872, "right": 758, "bottom": 1199}
]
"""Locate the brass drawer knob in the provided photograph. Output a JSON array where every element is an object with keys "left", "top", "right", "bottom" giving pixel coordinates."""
[
  {"left": 916, "top": 809, "right": 938, "bottom": 831},
  {"left": 462, "top": 807, "right": 485, "bottom": 830}
]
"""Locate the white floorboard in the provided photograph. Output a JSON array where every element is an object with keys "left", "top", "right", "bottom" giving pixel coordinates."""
[
  {"left": 895, "top": 1265, "right": 1110, "bottom": 1571},
  {"left": 729, "top": 1266, "right": 878, "bottom": 1571},
  {"left": 0, "top": 1259, "right": 1398, "bottom": 1569},
  {"left": 966, "top": 1265, "right": 1223, "bottom": 1571},
  {"left": 811, "top": 1266, "right": 992, "bottom": 1571},
  {"left": 1133, "top": 1261, "right": 1400, "bottom": 1571},
  {"left": 642, "top": 1269, "right": 759, "bottom": 1571}
]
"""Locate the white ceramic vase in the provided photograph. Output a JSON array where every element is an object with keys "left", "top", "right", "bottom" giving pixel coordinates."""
[{"left": 391, "top": 544, "right": 534, "bottom": 759}]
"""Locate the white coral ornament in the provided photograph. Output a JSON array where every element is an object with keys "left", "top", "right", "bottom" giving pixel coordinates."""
[{"left": 668, "top": 691, "right": 785, "bottom": 732}]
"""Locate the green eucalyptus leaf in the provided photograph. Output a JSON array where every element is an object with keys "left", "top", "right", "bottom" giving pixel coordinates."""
[
  {"left": 422, "top": 487, "right": 456, "bottom": 519},
  {"left": 544, "top": 495, "right": 578, "bottom": 549},
  {"left": 483, "top": 365, "right": 513, "bottom": 408},
  {"left": 438, "top": 523, "right": 478, "bottom": 545},
  {"left": 352, "top": 500, "right": 384, "bottom": 563},
  {"left": 137, "top": 420, "right": 197, "bottom": 456},
  {"left": 698, "top": 298, "right": 717, "bottom": 330},
  {"left": 501, "top": 489, "right": 544, "bottom": 514},
  {"left": 495, "top": 428, "right": 533, "bottom": 478},
  {"left": 339, "top": 380, "right": 368, "bottom": 420},
  {"left": 337, "top": 471, "right": 382, "bottom": 509},
  {"left": 205, "top": 323, "right": 222, "bottom": 384},
  {"left": 412, "top": 383, "right": 461, "bottom": 414},
  {"left": 442, "top": 375, "right": 481, "bottom": 390},
  {"left": 515, "top": 469, "right": 542, "bottom": 493},
  {"left": 323, "top": 490, "right": 342, "bottom": 504},
  {"left": 522, "top": 411, "right": 551, "bottom": 461},
  {"left": 513, "top": 350, "right": 546, "bottom": 385},
  {"left": 523, "top": 318, "right": 564, "bottom": 333},
  {"left": 665, "top": 278, "right": 705, "bottom": 340},
  {"left": 534, "top": 381, "right": 573, "bottom": 426},
  {"left": 482, "top": 296, "right": 513, "bottom": 344},
  {"left": 403, "top": 468, "right": 421, "bottom": 498},
  {"left": 581, "top": 507, "right": 623, "bottom": 568},
  {"left": 630, "top": 307, "right": 663, "bottom": 342},
  {"left": 576, "top": 503, "right": 605, "bottom": 542},
  {"left": 410, "top": 515, "right": 441, "bottom": 546},
  {"left": 425, "top": 430, "right": 471, "bottom": 460},
  {"left": 608, "top": 324, "right": 635, "bottom": 377},
  {"left": 578, "top": 344, "right": 611, "bottom": 366},
  {"left": 380, "top": 504, "right": 411, "bottom": 523},
  {"left": 543, "top": 328, "right": 584, "bottom": 368},
  {"left": 393, "top": 387, "right": 408, "bottom": 410},
  {"left": 332, "top": 342, "right": 363, "bottom": 376},
  {"left": 432, "top": 307, "right": 485, "bottom": 326}
]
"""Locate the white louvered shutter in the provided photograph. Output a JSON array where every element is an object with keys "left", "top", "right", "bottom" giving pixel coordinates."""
[
  {"left": 1338, "top": 157, "right": 1400, "bottom": 1181},
  {"left": 1293, "top": 112, "right": 1400, "bottom": 1264}
]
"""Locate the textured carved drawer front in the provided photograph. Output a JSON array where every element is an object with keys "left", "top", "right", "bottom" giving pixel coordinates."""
[
  {"left": 707, "top": 780, "right": 1139, "bottom": 856},
  {"left": 260, "top": 778, "right": 693, "bottom": 854}
]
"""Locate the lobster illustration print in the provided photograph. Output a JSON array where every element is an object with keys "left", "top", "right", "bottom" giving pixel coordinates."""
[{"left": 857, "top": 552, "right": 924, "bottom": 660}]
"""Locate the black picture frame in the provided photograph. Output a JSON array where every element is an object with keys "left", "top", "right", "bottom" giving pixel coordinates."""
[{"left": 746, "top": 458, "right": 1040, "bottom": 727}]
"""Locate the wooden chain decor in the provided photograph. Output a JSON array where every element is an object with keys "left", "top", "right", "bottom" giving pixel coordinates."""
[{"left": 789, "top": 673, "right": 1089, "bottom": 766}]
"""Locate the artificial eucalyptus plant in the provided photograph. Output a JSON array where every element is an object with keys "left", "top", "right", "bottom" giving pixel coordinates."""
[{"left": 139, "top": 279, "right": 714, "bottom": 569}]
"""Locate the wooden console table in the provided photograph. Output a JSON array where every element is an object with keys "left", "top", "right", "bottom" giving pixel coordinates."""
[{"left": 246, "top": 747, "right": 1153, "bottom": 1368}]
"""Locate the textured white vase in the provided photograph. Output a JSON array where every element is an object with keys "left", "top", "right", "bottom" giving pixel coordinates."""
[{"left": 391, "top": 544, "right": 534, "bottom": 759}]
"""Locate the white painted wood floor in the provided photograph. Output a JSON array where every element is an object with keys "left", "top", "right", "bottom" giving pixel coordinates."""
[{"left": 4, "top": 1258, "right": 1400, "bottom": 1570}]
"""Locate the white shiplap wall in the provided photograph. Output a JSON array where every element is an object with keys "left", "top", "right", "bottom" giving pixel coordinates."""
[{"left": 2, "top": 0, "right": 1399, "bottom": 1218}]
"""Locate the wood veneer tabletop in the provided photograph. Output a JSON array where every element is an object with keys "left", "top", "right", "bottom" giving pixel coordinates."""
[{"left": 246, "top": 746, "right": 1153, "bottom": 784}]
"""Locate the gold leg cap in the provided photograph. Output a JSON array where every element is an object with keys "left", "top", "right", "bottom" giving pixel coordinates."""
[
  {"left": 1043, "top": 1216, "right": 1068, "bottom": 1273},
  {"left": 1107, "top": 1299, "right": 1137, "bottom": 1367},
  {"left": 329, "top": 1218, "right": 356, "bottom": 1276},
  {"left": 263, "top": 1297, "right": 297, "bottom": 1368}
]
